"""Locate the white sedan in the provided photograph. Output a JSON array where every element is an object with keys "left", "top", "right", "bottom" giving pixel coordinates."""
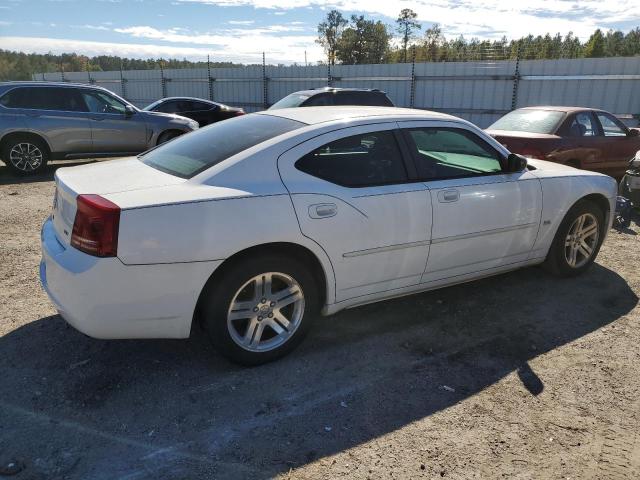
[{"left": 40, "top": 107, "right": 617, "bottom": 365}]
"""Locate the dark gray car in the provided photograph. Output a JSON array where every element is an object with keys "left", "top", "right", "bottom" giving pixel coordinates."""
[{"left": 0, "top": 82, "right": 199, "bottom": 175}]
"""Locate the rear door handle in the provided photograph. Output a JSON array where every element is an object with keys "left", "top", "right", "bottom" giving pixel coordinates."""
[
  {"left": 309, "top": 203, "right": 337, "bottom": 219},
  {"left": 438, "top": 189, "right": 459, "bottom": 203}
]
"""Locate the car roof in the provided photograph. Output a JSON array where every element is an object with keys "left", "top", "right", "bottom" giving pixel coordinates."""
[
  {"left": 517, "top": 106, "right": 604, "bottom": 114},
  {"left": 257, "top": 106, "right": 458, "bottom": 125},
  {"left": 0, "top": 81, "right": 108, "bottom": 91},
  {"left": 289, "top": 87, "right": 388, "bottom": 96},
  {"left": 155, "top": 97, "right": 217, "bottom": 104}
]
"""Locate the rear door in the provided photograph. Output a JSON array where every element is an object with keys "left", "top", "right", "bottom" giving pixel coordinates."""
[
  {"left": 593, "top": 111, "right": 640, "bottom": 177},
  {"left": 80, "top": 89, "right": 148, "bottom": 153},
  {"left": 400, "top": 121, "right": 542, "bottom": 283},
  {"left": 278, "top": 123, "right": 432, "bottom": 302},
  {"left": 13, "top": 86, "right": 92, "bottom": 154}
]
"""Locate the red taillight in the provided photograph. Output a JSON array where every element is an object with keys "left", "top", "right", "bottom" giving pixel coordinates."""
[
  {"left": 71, "top": 194, "right": 120, "bottom": 257},
  {"left": 234, "top": 110, "right": 245, "bottom": 116},
  {"left": 518, "top": 147, "right": 546, "bottom": 160}
]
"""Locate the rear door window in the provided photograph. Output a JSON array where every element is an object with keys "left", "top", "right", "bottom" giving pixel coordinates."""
[
  {"left": 1, "top": 87, "right": 86, "bottom": 111},
  {"left": 595, "top": 112, "right": 627, "bottom": 137},
  {"left": 295, "top": 130, "right": 408, "bottom": 187},
  {"left": 566, "top": 112, "right": 598, "bottom": 137}
]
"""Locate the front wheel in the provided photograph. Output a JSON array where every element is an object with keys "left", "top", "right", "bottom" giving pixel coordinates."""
[
  {"left": 544, "top": 200, "right": 604, "bottom": 277},
  {"left": 201, "top": 255, "right": 318, "bottom": 365}
]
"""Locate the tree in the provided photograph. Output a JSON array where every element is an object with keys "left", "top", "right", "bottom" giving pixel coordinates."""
[
  {"left": 336, "top": 15, "right": 391, "bottom": 65},
  {"left": 423, "top": 23, "right": 443, "bottom": 61},
  {"left": 396, "top": 8, "right": 421, "bottom": 62},
  {"left": 316, "top": 10, "right": 348, "bottom": 65},
  {"left": 584, "top": 29, "right": 606, "bottom": 58}
]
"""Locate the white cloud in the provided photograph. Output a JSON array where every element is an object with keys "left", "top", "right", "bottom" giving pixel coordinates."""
[
  {"left": 0, "top": 35, "right": 322, "bottom": 64},
  {"left": 228, "top": 20, "right": 255, "bottom": 25},
  {"left": 177, "top": 0, "right": 640, "bottom": 40}
]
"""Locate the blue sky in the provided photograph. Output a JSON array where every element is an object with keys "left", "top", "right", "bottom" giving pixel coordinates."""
[{"left": 0, "top": 0, "right": 638, "bottom": 64}]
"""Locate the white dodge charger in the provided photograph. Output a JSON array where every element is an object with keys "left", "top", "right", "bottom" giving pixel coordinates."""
[{"left": 40, "top": 107, "right": 617, "bottom": 365}]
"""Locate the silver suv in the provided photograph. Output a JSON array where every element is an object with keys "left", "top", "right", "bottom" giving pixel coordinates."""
[{"left": 0, "top": 82, "right": 199, "bottom": 175}]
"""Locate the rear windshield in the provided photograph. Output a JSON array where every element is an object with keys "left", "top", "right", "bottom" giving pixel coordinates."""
[
  {"left": 140, "top": 114, "right": 304, "bottom": 178},
  {"left": 269, "top": 93, "right": 311, "bottom": 110},
  {"left": 489, "top": 109, "right": 566, "bottom": 134}
]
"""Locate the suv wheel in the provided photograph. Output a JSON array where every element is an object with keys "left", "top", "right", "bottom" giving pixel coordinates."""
[
  {"left": 202, "top": 255, "right": 318, "bottom": 366},
  {"left": 2, "top": 137, "right": 49, "bottom": 175}
]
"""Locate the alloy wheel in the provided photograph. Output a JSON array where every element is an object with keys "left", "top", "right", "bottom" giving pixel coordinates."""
[
  {"left": 564, "top": 213, "right": 599, "bottom": 268},
  {"left": 9, "top": 143, "right": 43, "bottom": 172},
  {"left": 227, "top": 272, "right": 305, "bottom": 352}
]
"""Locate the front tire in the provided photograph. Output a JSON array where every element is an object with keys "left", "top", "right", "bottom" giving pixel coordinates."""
[
  {"left": 201, "top": 255, "right": 319, "bottom": 366},
  {"left": 544, "top": 200, "right": 605, "bottom": 277},
  {"left": 2, "top": 136, "right": 49, "bottom": 175}
]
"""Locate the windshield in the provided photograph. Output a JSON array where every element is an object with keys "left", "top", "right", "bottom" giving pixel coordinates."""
[
  {"left": 269, "top": 93, "right": 311, "bottom": 110},
  {"left": 140, "top": 114, "right": 305, "bottom": 178},
  {"left": 489, "top": 109, "right": 566, "bottom": 134}
]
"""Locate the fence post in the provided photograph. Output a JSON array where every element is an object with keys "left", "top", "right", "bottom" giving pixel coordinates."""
[
  {"left": 160, "top": 59, "right": 167, "bottom": 98},
  {"left": 86, "top": 60, "right": 93, "bottom": 84},
  {"left": 59, "top": 60, "right": 65, "bottom": 82},
  {"left": 207, "top": 55, "right": 214, "bottom": 101},
  {"left": 410, "top": 45, "right": 416, "bottom": 108},
  {"left": 327, "top": 62, "right": 332, "bottom": 87},
  {"left": 262, "top": 52, "right": 268, "bottom": 109},
  {"left": 511, "top": 44, "right": 521, "bottom": 111},
  {"left": 120, "top": 61, "right": 127, "bottom": 100}
]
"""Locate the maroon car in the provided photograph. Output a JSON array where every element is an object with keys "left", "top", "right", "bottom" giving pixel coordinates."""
[{"left": 486, "top": 106, "right": 640, "bottom": 178}]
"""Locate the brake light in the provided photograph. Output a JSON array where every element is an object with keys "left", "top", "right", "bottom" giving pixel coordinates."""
[
  {"left": 518, "top": 147, "right": 546, "bottom": 160},
  {"left": 71, "top": 194, "right": 120, "bottom": 257},
  {"left": 235, "top": 110, "right": 245, "bottom": 116}
]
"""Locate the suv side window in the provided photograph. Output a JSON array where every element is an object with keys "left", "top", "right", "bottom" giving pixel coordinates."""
[
  {"left": 81, "top": 90, "right": 127, "bottom": 114},
  {"left": 595, "top": 112, "right": 627, "bottom": 137},
  {"left": 302, "top": 93, "right": 332, "bottom": 107},
  {"left": 295, "top": 130, "right": 408, "bottom": 187},
  {"left": 404, "top": 127, "right": 503, "bottom": 180},
  {"left": 0, "top": 87, "right": 86, "bottom": 112}
]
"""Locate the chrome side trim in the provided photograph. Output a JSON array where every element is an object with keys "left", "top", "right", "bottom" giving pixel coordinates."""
[
  {"left": 431, "top": 222, "right": 538, "bottom": 244},
  {"left": 343, "top": 240, "right": 431, "bottom": 258}
]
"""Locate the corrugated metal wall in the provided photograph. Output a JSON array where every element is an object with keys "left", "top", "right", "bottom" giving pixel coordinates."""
[{"left": 37, "top": 57, "right": 640, "bottom": 128}]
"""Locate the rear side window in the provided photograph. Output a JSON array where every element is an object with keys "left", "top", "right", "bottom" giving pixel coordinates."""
[
  {"left": 141, "top": 114, "right": 304, "bottom": 178},
  {"left": 333, "top": 92, "right": 393, "bottom": 107},
  {"left": 489, "top": 109, "right": 565, "bottom": 134},
  {"left": 596, "top": 112, "right": 627, "bottom": 137},
  {"left": 295, "top": 130, "right": 408, "bottom": 187},
  {"left": 405, "top": 127, "right": 503, "bottom": 180},
  {"left": 269, "top": 93, "right": 310, "bottom": 110},
  {"left": 0, "top": 87, "right": 86, "bottom": 112}
]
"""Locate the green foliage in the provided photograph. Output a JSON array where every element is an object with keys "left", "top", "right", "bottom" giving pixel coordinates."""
[
  {"left": 317, "top": 9, "right": 349, "bottom": 65},
  {"left": 0, "top": 50, "right": 239, "bottom": 81},
  {"left": 336, "top": 15, "right": 391, "bottom": 65},
  {"left": 396, "top": 8, "right": 421, "bottom": 63}
]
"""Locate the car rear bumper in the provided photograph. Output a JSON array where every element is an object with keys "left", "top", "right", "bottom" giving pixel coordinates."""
[{"left": 40, "top": 217, "right": 221, "bottom": 339}]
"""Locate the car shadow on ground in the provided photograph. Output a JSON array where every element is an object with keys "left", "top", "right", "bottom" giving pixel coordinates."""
[
  {"left": 0, "top": 264, "right": 637, "bottom": 479},
  {"left": 0, "top": 160, "right": 101, "bottom": 185}
]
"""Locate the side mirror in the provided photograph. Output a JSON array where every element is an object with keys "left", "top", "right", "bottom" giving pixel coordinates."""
[
  {"left": 506, "top": 153, "right": 527, "bottom": 172},
  {"left": 124, "top": 105, "right": 136, "bottom": 116},
  {"left": 627, "top": 128, "right": 639, "bottom": 137}
]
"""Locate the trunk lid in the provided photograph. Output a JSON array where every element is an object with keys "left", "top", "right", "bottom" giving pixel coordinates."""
[{"left": 51, "top": 157, "right": 184, "bottom": 246}]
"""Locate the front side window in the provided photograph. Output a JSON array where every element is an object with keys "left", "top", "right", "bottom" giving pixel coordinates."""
[
  {"left": 81, "top": 90, "right": 127, "bottom": 114},
  {"left": 596, "top": 112, "right": 627, "bottom": 137},
  {"left": 405, "top": 128, "right": 503, "bottom": 180},
  {"left": 141, "top": 113, "right": 304, "bottom": 178},
  {"left": 567, "top": 112, "right": 597, "bottom": 137},
  {"left": 295, "top": 130, "right": 408, "bottom": 187}
]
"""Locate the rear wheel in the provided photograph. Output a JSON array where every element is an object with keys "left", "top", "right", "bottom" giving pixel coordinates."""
[
  {"left": 544, "top": 200, "right": 604, "bottom": 277},
  {"left": 2, "top": 136, "right": 49, "bottom": 175},
  {"left": 201, "top": 255, "right": 318, "bottom": 365}
]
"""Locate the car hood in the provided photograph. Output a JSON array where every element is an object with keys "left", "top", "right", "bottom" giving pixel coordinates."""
[{"left": 140, "top": 110, "right": 192, "bottom": 122}]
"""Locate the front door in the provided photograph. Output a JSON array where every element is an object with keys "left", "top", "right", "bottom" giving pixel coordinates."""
[
  {"left": 80, "top": 89, "right": 148, "bottom": 153},
  {"left": 399, "top": 121, "right": 543, "bottom": 283},
  {"left": 278, "top": 123, "right": 432, "bottom": 302}
]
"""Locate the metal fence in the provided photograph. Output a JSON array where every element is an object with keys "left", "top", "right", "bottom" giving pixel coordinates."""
[{"left": 35, "top": 56, "right": 640, "bottom": 128}]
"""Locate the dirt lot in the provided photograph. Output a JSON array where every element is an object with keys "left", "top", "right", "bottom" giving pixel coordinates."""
[{"left": 0, "top": 160, "right": 639, "bottom": 480}]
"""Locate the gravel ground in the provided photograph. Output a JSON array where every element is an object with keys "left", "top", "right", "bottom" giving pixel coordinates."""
[{"left": 0, "top": 160, "right": 639, "bottom": 480}]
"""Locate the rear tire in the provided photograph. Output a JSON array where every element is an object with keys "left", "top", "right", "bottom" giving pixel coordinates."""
[
  {"left": 201, "top": 255, "right": 319, "bottom": 366},
  {"left": 543, "top": 200, "right": 605, "bottom": 277},
  {"left": 2, "top": 136, "right": 49, "bottom": 175}
]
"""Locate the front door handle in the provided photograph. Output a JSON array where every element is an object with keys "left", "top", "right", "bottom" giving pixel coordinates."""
[
  {"left": 438, "top": 189, "right": 459, "bottom": 203},
  {"left": 309, "top": 203, "right": 337, "bottom": 219}
]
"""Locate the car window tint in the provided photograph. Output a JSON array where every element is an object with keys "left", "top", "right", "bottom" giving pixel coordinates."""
[
  {"left": 302, "top": 94, "right": 332, "bottom": 107},
  {"left": 191, "top": 101, "right": 212, "bottom": 111},
  {"left": 156, "top": 101, "right": 179, "bottom": 113},
  {"left": 295, "top": 130, "right": 408, "bottom": 187},
  {"left": 1, "top": 87, "right": 86, "bottom": 111},
  {"left": 405, "top": 128, "right": 503, "bottom": 180},
  {"left": 141, "top": 114, "right": 304, "bottom": 178},
  {"left": 81, "top": 91, "right": 127, "bottom": 114},
  {"left": 489, "top": 109, "right": 565, "bottom": 134},
  {"left": 596, "top": 112, "right": 627, "bottom": 137},
  {"left": 568, "top": 113, "right": 597, "bottom": 137},
  {"left": 0, "top": 87, "right": 30, "bottom": 108}
]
